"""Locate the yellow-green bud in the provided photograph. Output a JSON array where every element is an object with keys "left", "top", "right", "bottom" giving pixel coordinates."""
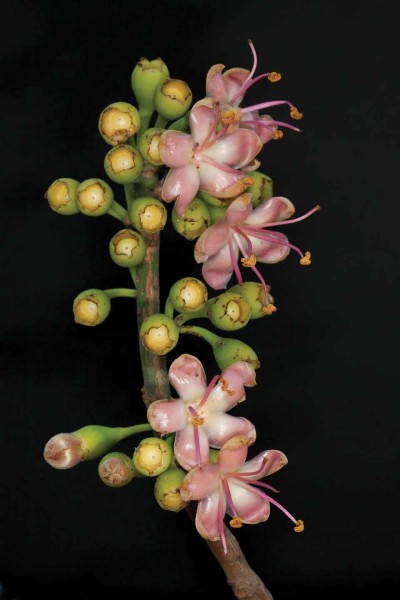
[
  {"left": 245, "top": 171, "right": 273, "bottom": 207},
  {"left": 197, "top": 190, "right": 232, "bottom": 208},
  {"left": 98, "top": 452, "right": 137, "bottom": 488},
  {"left": 131, "top": 57, "right": 170, "bottom": 111},
  {"left": 171, "top": 196, "right": 211, "bottom": 240},
  {"left": 208, "top": 291, "right": 251, "bottom": 331},
  {"left": 139, "top": 314, "right": 179, "bottom": 355},
  {"left": 169, "top": 277, "right": 208, "bottom": 313},
  {"left": 212, "top": 337, "right": 260, "bottom": 371},
  {"left": 76, "top": 178, "right": 114, "bottom": 216},
  {"left": 45, "top": 178, "right": 80, "bottom": 215},
  {"left": 104, "top": 144, "right": 143, "bottom": 184},
  {"left": 154, "top": 79, "right": 193, "bottom": 121},
  {"left": 109, "top": 228, "right": 146, "bottom": 268},
  {"left": 98, "top": 101, "right": 141, "bottom": 146},
  {"left": 154, "top": 467, "right": 188, "bottom": 512},
  {"left": 209, "top": 449, "right": 219, "bottom": 464},
  {"left": 129, "top": 196, "right": 167, "bottom": 233},
  {"left": 230, "top": 282, "right": 274, "bottom": 319},
  {"left": 133, "top": 437, "right": 172, "bottom": 477},
  {"left": 208, "top": 205, "right": 228, "bottom": 224},
  {"left": 73, "top": 288, "right": 111, "bottom": 326},
  {"left": 138, "top": 127, "right": 165, "bottom": 166}
]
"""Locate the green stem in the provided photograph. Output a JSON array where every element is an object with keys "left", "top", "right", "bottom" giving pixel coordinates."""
[
  {"left": 124, "top": 183, "right": 135, "bottom": 212},
  {"left": 155, "top": 114, "right": 168, "bottom": 128},
  {"left": 104, "top": 288, "right": 137, "bottom": 299},
  {"left": 168, "top": 112, "right": 190, "bottom": 131},
  {"left": 164, "top": 296, "right": 175, "bottom": 319},
  {"left": 178, "top": 324, "right": 220, "bottom": 347},
  {"left": 174, "top": 301, "right": 210, "bottom": 325},
  {"left": 117, "top": 424, "right": 153, "bottom": 440},
  {"left": 108, "top": 200, "right": 129, "bottom": 223},
  {"left": 138, "top": 106, "right": 153, "bottom": 138}
]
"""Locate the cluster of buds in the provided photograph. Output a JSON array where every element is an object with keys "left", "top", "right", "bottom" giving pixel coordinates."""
[{"left": 43, "top": 39, "right": 316, "bottom": 553}]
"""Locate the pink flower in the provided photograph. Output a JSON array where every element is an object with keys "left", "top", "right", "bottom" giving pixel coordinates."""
[
  {"left": 159, "top": 97, "right": 262, "bottom": 215},
  {"left": 206, "top": 39, "right": 303, "bottom": 143},
  {"left": 147, "top": 354, "right": 257, "bottom": 471},
  {"left": 194, "top": 192, "right": 320, "bottom": 310},
  {"left": 180, "top": 435, "right": 304, "bottom": 553}
]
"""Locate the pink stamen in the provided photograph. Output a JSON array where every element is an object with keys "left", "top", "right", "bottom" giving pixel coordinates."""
[
  {"left": 233, "top": 478, "right": 299, "bottom": 525},
  {"left": 229, "top": 457, "right": 270, "bottom": 479},
  {"left": 199, "top": 101, "right": 221, "bottom": 148},
  {"left": 200, "top": 154, "right": 242, "bottom": 175},
  {"left": 241, "top": 100, "right": 295, "bottom": 114},
  {"left": 228, "top": 236, "right": 243, "bottom": 284},
  {"left": 201, "top": 121, "right": 230, "bottom": 151},
  {"left": 218, "top": 480, "right": 228, "bottom": 554},
  {"left": 229, "top": 39, "right": 258, "bottom": 105},
  {"left": 239, "top": 227, "right": 308, "bottom": 260},
  {"left": 222, "top": 479, "right": 238, "bottom": 517},
  {"left": 232, "top": 231, "right": 272, "bottom": 304},
  {"left": 197, "top": 373, "right": 220, "bottom": 409},
  {"left": 248, "top": 204, "right": 321, "bottom": 229},
  {"left": 188, "top": 405, "right": 202, "bottom": 466},
  {"left": 243, "top": 118, "right": 301, "bottom": 133}
]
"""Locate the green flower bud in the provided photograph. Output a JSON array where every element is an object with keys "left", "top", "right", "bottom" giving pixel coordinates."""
[
  {"left": 169, "top": 277, "right": 208, "bottom": 313},
  {"left": 208, "top": 291, "right": 251, "bottom": 331},
  {"left": 98, "top": 452, "right": 137, "bottom": 488},
  {"left": 208, "top": 204, "right": 228, "bottom": 224},
  {"left": 245, "top": 171, "right": 273, "bottom": 207},
  {"left": 229, "top": 282, "right": 275, "bottom": 319},
  {"left": 154, "top": 467, "right": 188, "bottom": 512},
  {"left": 171, "top": 196, "right": 211, "bottom": 240},
  {"left": 73, "top": 288, "right": 111, "bottom": 326},
  {"left": 43, "top": 425, "right": 130, "bottom": 470},
  {"left": 212, "top": 337, "right": 260, "bottom": 371},
  {"left": 154, "top": 79, "right": 192, "bottom": 121},
  {"left": 133, "top": 437, "right": 172, "bottom": 477},
  {"left": 197, "top": 190, "right": 232, "bottom": 208},
  {"left": 98, "top": 101, "right": 141, "bottom": 146},
  {"left": 209, "top": 449, "right": 219, "bottom": 464},
  {"left": 131, "top": 57, "right": 170, "bottom": 111},
  {"left": 129, "top": 197, "right": 167, "bottom": 233},
  {"left": 139, "top": 314, "right": 179, "bottom": 355},
  {"left": 104, "top": 144, "right": 143, "bottom": 184},
  {"left": 76, "top": 178, "right": 114, "bottom": 216},
  {"left": 138, "top": 127, "right": 166, "bottom": 166},
  {"left": 45, "top": 178, "right": 80, "bottom": 215},
  {"left": 109, "top": 228, "right": 146, "bottom": 268}
]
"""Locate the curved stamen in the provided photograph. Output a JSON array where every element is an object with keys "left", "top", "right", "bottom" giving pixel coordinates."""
[
  {"left": 199, "top": 154, "right": 243, "bottom": 175},
  {"left": 242, "top": 118, "right": 302, "bottom": 133},
  {"left": 202, "top": 121, "right": 230, "bottom": 151},
  {"left": 244, "top": 204, "right": 321, "bottom": 229},
  {"left": 241, "top": 99, "right": 296, "bottom": 114},
  {"left": 229, "top": 456, "right": 270, "bottom": 479},
  {"left": 232, "top": 230, "right": 272, "bottom": 305},
  {"left": 197, "top": 373, "right": 220, "bottom": 409},
  {"left": 239, "top": 227, "right": 309, "bottom": 260},
  {"left": 228, "top": 235, "right": 243, "bottom": 285},
  {"left": 200, "top": 100, "right": 221, "bottom": 148},
  {"left": 188, "top": 405, "right": 202, "bottom": 466},
  {"left": 222, "top": 479, "right": 238, "bottom": 518},
  {"left": 218, "top": 480, "right": 228, "bottom": 553}
]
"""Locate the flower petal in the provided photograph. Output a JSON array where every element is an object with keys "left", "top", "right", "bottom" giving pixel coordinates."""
[
  {"left": 159, "top": 131, "right": 194, "bottom": 167},
  {"left": 245, "top": 196, "right": 295, "bottom": 226},
  {"left": 201, "top": 243, "right": 237, "bottom": 290},
  {"left": 147, "top": 399, "right": 187, "bottom": 435},
  {"left": 161, "top": 164, "right": 200, "bottom": 215},
  {"left": 195, "top": 491, "right": 224, "bottom": 541},
  {"left": 221, "top": 67, "right": 250, "bottom": 105},
  {"left": 204, "top": 128, "right": 262, "bottom": 169},
  {"left": 198, "top": 161, "right": 245, "bottom": 197},
  {"left": 228, "top": 479, "right": 270, "bottom": 524},
  {"left": 194, "top": 219, "right": 231, "bottom": 263},
  {"left": 205, "top": 64, "right": 228, "bottom": 103},
  {"left": 180, "top": 463, "right": 220, "bottom": 501},
  {"left": 189, "top": 97, "right": 219, "bottom": 146},
  {"left": 249, "top": 232, "right": 291, "bottom": 263},
  {"left": 174, "top": 424, "right": 210, "bottom": 470},
  {"left": 168, "top": 353, "right": 207, "bottom": 402},
  {"left": 239, "top": 449, "right": 288, "bottom": 480},
  {"left": 217, "top": 435, "right": 252, "bottom": 472},
  {"left": 206, "top": 414, "right": 256, "bottom": 449},
  {"left": 212, "top": 360, "right": 257, "bottom": 410}
]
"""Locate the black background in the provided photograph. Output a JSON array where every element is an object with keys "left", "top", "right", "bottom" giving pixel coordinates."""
[{"left": 1, "top": 1, "right": 399, "bottom": 599}]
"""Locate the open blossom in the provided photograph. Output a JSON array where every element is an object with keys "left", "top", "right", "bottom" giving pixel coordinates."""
[
  {"left": 159, "top": 97, "right": 262, "bottom": 215},
  {"left": 180, "top": 435, "right": 304, "bottom": 554},
  {"left": 147, "top": 354, "right": 257, "bottom": 471},
  {"left": 206, "top": 39, "right": 303, "bottom": 143},
  {"left": 194, "top": 192, "right": 320, "bottom": 311}
]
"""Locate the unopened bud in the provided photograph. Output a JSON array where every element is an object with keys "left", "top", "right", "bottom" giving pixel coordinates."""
[
  {"left": 169, "top": 277, "right": 208, "bottom": 313},
  {"left": 154, "top": 79, "right": 192, "bottom": 121},
  {"left": 131, "top": 57, "right": 170, "bottom": 110},
  {"left": 208, "top": 291, "right": 251, "bottom": 331},
  {"left": 139, "top": 314, "right": 179, "bottom": 355},
  {"left": 245, "top": 171, "right": 273, "bottom": 207},
  {"left": 138, "top": 127, "right": 165, "bottom": 166},
  {"left": 73, "top": 288, "right": 111, "bottom": 326},
  {"left": 104, "top": 144, "right": 143, "bottom": 184},
  {"left": 212, "top": 337, "right": 260, "bottom": 371},
  {"left": 45, "top": 178, "right": 80, "bottom": 215},
  {"left": 133, "top": 437, "right": 172, "bottom": 477},
  {"left": 208, "top": 204, "right": 228, "bottom": 224},
  {"left": 109, "top": 228, "right": 146, "bottom": 267},
  {"left": 171, "top": 196, "right": 210, "bottom": 240},
  {"left": 198, "top": 190, "right": 232, "bottom": 208},
  {"left": 98, "top": 452, "right": 137, "bottom": 488},
  {"left": 154, "top": 467, "right": 188, "bottom": 512},
  {"left": 129, "top": 197, "right": 167, "bottom": 233},
  {"left": 76, "top": 178, "right": 114, "bottom": 216},
  {"left": 98, "top": 101, "right": 140, "bottom": 146},
  {"left": 230, "top": 282, "right": 273, "bottom": 319}
]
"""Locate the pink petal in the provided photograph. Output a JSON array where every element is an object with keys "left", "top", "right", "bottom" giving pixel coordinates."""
[
  {"left": 217, "top": 435, "right": 252, "bottom": 472},
  {"left": 239, "top": 449, "right": 288, "bottom": 480},
  {"left": 245, "top": 196, "right": 295, "bottom": 226},
  {"left": 194, "top": 219, "right": 231, "bottom": 263},
  {"left": 180, "top": 463, "right": 220, "bottom": 501},
  {"left": 214, "top": 360, "right": 257, "bottom": 410},
  {"left": 204, "top": 128, "right": 262, "bottom": 169},
  {"left": 161, "top": 164, "right": 200, "bottom": 215},
  {"left": 249, "top": 233, "right": 291, "bottom": 263},
  {"left": 174, "top": 424, "right": 210, "bottom": 470},
  {"left": 146, "top": 399, "right": 186, "bottom": 435},
  {"left": 206, "top": 415, "right": 256, "bottom": 449},
  {"left": 228, "top": 479, "right": 270, "bottom": 524},
  {"left": 225, "top": 193, "right": 253, "bottom": 225},
  {"left": 221, "top": 67, "right": 250, "bottom": 105},
  {"left": 189, "top": 97, "right": 218, "bottom": 146},
  {"left": 195, "top": 492, "right": 224, "bottom": 541},
  {"left": 198, "top": 161, "right": 245, "bottom": 197},
  {"left": 205, "top": 64, "right": 229, "bottom": 103},
  {"left": 168, "top": 353, "right": 207, "bottom": 401},
  {"left": 241, "top": 112, "right": 277, "bottom": 144},
  {"left": 201, "top": 244, "right": 236, "bottom": 290},
  {"left": 159, "top": 131, "right": 194, "bottom": 167}
]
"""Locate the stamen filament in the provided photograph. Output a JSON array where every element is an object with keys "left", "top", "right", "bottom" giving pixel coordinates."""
[
  {"left": 243, "top": 119, "right": 301, "bottom": 133},
  {"left": 239, "top": 227, "right": 308, "bottom": 260},
  {"left": 241, "top": 100, "right": 295, "bottom": 114},
  {"left": 222, "top": 479, "right": 238, "bottom": 518},
  {"left": 228, "top": 236, "right": 243, "bottom": 284},
  {"left": 245, "top": 205, "right": 321, "bottom": 229},
  {"left": 229, "top": 457, "right": 269, "bottom": 478},
  {"left": 188, "top": 405, "right": 202, "bottom": 466},
  {"left": 233, "top": 478, "right": 299, "bottom": 526},
  {"left": 233, "top": 231, "right": 272, "bottom": 304},
  {"left": 200, "top": 154, "right": 243, "bottom": 175},
  {"left": 197, "top": 373, "right": 220, "bottom": 409},
  {"left": 218, "top": 480, "right": 228, "bottom": 554}
]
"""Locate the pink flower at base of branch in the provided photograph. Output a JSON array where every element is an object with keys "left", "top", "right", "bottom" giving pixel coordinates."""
[
  {"left": 180, "top": 435, "right": 304, "bottom": 554},
  {"left": 147, "top": 354, "right": 257, "bottom": 471},
  {"left": 159, "top": 97, "right": 262, "bottom": 215}
]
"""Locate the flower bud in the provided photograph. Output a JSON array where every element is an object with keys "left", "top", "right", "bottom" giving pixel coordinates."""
[
  {"left": 169, "top": 277, "right": 208, "bottom": 313},
  {"left": 43, "top": 425, "right": 128, "bottom": 469},
  {"left": 129, "top": 197, "right": 167, "bottom": 233},
  {"left": 197, "top": 190, "right": 232, "bottom": 208},
  {"left": 109, "top": 228, "right": 146, "bottom": 267},
  {"left": 154, "top": 79, "right": 192, "bottom": 121},
  {"left": 208, "top": 291, "right": 251, "bottom": 331},
  {"left": 139, "top": 314, "right": 179, "bottom": 355},
  {"left": 98, "top": 452, "right": 137, "bottom": 488},
  {"left": 138, "top": 127, "right": 165, "bottom": 166},
  {"left": 132, "top": 437, "right": 172, "bottom": 477},
  {"left": 171, "top": 196, "right": 210, "bottom": 240},
  {"left": 245, "top": 171, "right": 273, "bottom": 207},
  {"left": 104, "top": 144, "right": 143, "bottom": 184},
  {"left": 45, "top": 178, "right": 80, "bottom": 215},
  {"left": 208, "top": 205, "right": 228, "bottom": 225},
  {"left": 76, "top": 178, "right": 114, "bottom": 216},
  {"left": 212, "top": 337, "right": 260, "bottom": 371},
  {"left": 73, "top": 288, "right": 111, "bottom": 326},
  {"left": 98, "top": 101, "right": 140, "bottom": 146},
  {"left": 209, "top": 449, "right": 219, "bottom": 464},
  {"left": 229, "top": 282, "right": 274, "bottom": 319},
  {"left": 154, "top": 467, "right": 188, "bottom": 512},
  {"left": 131, "top": 58, "right": 170, "bottom": 110}
]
